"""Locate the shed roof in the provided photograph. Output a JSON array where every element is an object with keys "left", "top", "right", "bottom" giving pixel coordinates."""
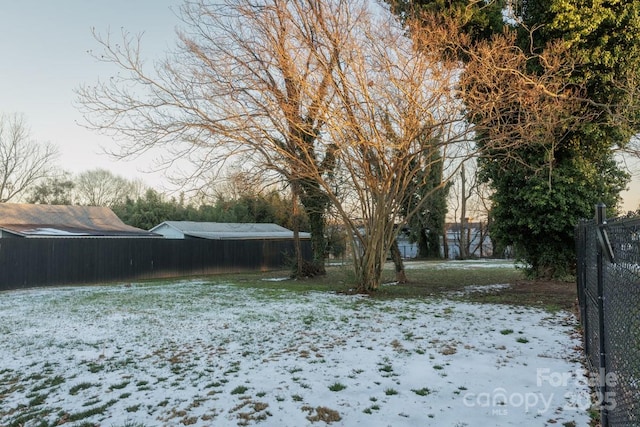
[
  {"left": 0, "top": 203, "right": 157, "bottom": 238},
  {"left": 151, "top": 221, "right": 311, "bottom": 240}
]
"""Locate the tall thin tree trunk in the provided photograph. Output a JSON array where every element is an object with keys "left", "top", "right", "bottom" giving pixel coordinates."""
[
  {"left": 443, "top": 226, "right": 449, "bottom": 259},
  {"left": 291, "top": 187, "right": 303, "bottom": 278},
  {"left": 390, "top": 239, "right": 407, "bottom": 283},
  {"left": 459, "top": 164, "right": 468, "bottom": 259}
]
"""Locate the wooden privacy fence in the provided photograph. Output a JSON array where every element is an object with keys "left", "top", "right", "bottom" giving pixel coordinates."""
[{"left": 0, "top": 238, "right": 311, "bottom": 291}]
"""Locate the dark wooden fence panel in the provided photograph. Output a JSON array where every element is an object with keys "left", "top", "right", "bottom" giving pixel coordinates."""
[{"left": 0, "top": 238, "right": 311, "bottom": 291}]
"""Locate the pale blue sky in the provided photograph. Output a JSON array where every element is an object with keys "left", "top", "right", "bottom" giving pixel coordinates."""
[{"left": 0, "top": 0, "right": 182, "bottom": 189}]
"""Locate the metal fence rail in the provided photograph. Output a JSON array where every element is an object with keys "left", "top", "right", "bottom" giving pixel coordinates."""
[
  {"left": 0, "top": 237, "right": 311, "bottom": 291},
  {"left": 576, "top": 204, "right": 640, "bottom": 427}
]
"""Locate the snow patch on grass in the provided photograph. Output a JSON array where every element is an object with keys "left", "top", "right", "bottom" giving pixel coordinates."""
[{"left": 0, "top": 280, "right": 589, "bottom": 426}]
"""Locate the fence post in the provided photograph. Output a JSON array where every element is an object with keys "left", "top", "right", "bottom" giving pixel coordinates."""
[
  {"left": 595, "top": 202, "right": 608, "bottom": 427},
  {"left": 575, "top": 221, "right": 587, "bottom": 352}
]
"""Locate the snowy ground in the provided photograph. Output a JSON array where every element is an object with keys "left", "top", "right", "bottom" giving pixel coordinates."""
[{"left": 0, "top": 274, "right": 592, "bottom": 426}]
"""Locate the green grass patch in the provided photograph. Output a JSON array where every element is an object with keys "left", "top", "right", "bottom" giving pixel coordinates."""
[
  {"left": 211, "top": 262, "right": 519, "bottom": 297},
  {"left": 302, "top": 314, "right": 316, "bottom": 326},
  {"left": 230, "top": 385, "right": 249, "bottom": 395},
  {"left": 412, "top": 387, "right": 432, "bottom": 396},
  {"left": 205, "top": 262, "right": 576, "bottom": 312},
  {"left": 69, "top": 382, "right": 98, "bottom": 396},
  {"left": 100, "top": 261, "right": 575, "bottom": 312},
  {"left": 363, "top": 404, "right": 381, "bottom": 414},
  {"left": 27, "top": 392, "right": 48, "bottom": 406},
  {"left": 66, "top": 399, "right": 117, "bottom": 422},
  {"left": 374, "top": 263, "right": 524, "bottom": 299},
  {"left": 86, "top": 362, "right": 104, "bottom": 374},
  {"left": 31, "top": 375, "right": 65, "bottom": 392},
  {"left": 378, "top": 364, "right": 393, "bottom": 373},
  {"left": 328, "top": 382, "right": 346, "bottom": 392},
  {"left": 109, "top": 381, "right": 130, "bottom": 390}
]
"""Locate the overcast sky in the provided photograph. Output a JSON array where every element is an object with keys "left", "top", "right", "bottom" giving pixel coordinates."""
[
  {"left": 1, "top": 1, "right": 638, "bottom": 210},
  {"left": 0, "top": 0, "right": 182, "bottom": 190}
]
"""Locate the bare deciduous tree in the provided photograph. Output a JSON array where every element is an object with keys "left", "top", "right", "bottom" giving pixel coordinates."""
[
  {"left": 74, "top": 168, "right": 143, "bottom": 207},
  {"left": 76, "top": 1, "right": 586, "bottom": 291},
  {"left": 0, "top": 113, "right": 58, "bottom": 203},
  {"left": 77, "top": 0, "right": 352, "bottom": 274},
  {"left": 447, "top": 158, "right": 493, "bottom": 259}
]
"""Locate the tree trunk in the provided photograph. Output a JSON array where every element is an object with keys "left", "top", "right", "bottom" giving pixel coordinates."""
[
  {"left": 355, "top": 257, "right": 383, "bottom": 293},
  {"left": 390, "top": 239, "right": 407, "bottom": 283},
  {"left": 443, "top": 226, "right": 450, "bottom": 259},
  {"left": 299, "top": 180, "right": 327, "bottom": 276},
  {"left": 459, "top": 164, "right": 468, "bottom": 259},
  {"left": 307, "top": 209, "right": 326, "bottom": 275},
  {"left": 291, "top": 188, "right": 304, "bottom": 278},
  {"left": 417, "top": 226, "right": 430, "bottom": 258},
  {"left": 354, "top": 238, "right": 385, "bottom": 293}
]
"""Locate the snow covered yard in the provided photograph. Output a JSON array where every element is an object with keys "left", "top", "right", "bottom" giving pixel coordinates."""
[{"left": 0, "top": 276, "right": 591, "bottom": 426}]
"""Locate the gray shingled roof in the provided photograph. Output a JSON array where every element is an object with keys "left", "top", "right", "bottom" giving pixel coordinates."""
[{"left": 0, "top": 203, "right": 157, "bottom": 237}]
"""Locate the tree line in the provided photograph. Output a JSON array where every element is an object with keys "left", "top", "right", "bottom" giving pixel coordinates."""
[{"left": 23, "top": 161, "right": 313, "bottom": 238}]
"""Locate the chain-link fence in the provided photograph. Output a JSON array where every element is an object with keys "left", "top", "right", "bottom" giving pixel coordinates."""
[{"left": 576, "top": 204, "right": 640, "bottom": 427}]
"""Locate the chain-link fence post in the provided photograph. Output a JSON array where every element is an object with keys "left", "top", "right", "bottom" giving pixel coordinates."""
[
  {"left": 595, "top": 202, "right": 609, "bottom": 427},
  {"left": 576, "top": 220, "right": 588, "bottom": 352}
]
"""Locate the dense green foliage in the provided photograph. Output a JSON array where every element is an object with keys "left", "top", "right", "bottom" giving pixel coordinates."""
[
  {"left": 112, "top": 189, "right": 306, "bottom": 232},
  {"left": 482, "top": 148, "right": 627, "bottom": 277},
  {"left": 489, "top": 0, "right": 639, "bottom": 277},
  {"left": 27, "top": 175, "right": 75, "bottom": 205},
  {"left": 395, "top": 0, "right": 640, "bottom": 277}
]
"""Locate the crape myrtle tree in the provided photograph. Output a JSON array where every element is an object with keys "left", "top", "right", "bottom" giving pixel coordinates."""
[
  {"left": 0, "top": 113, "right": 58, "bottom": 202},
  {"left": 394, "top": 0, "right": 640, "bottom": 278},
  {"left": 77, "top": 0, "right": 583, "bottom": 291}
]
